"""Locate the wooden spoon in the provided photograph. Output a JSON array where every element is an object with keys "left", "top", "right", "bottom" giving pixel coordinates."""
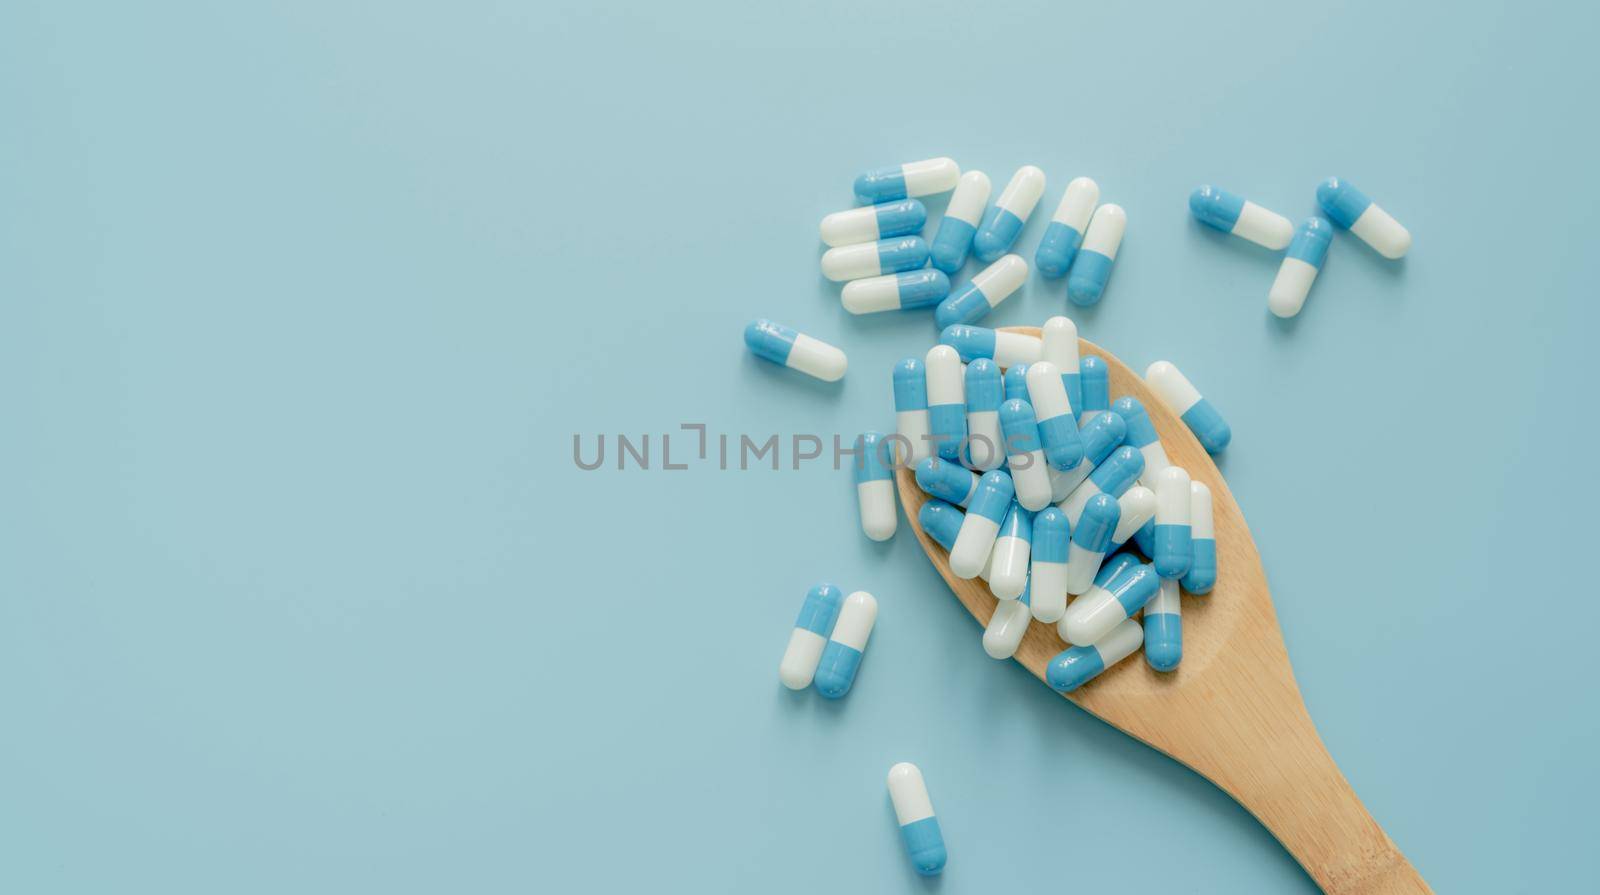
[{"left": 896, "top": 326, "right": 1432, "bottom": 895}]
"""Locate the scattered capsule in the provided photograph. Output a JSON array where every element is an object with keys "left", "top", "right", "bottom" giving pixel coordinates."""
[
  {"left": 1316, "top": 177, "right": 1411, "bottom": 259},
  {"left": 855, "top": 432, "right": 898, "bottom": 542},
  {"left": 963, "top": 359, "right": 1005, "bottom": 471},
  {"left": 974, "top": 166, "right": 1046, "bottom": 262},
  {"left": 1188, "top": 185, "right": 1293, "bottom": 250},
  {"left": 930, "top": 171, "right": 991, "bottom": 273},
  {"left": 935, "top": 254, "right": 1028, "bottom": 328},
  {"left": 1030, "top": 507, "right": 1070, "bottom": 623},
  {"left": 1063, "top": 559, "right": 1159, "bottom": 646},
  {"left": 1036, "top": 177, "right": 1099, "bottom": 277},
  {"left": 855, "top": 157, "right": 961, "bottom": 205},
  {"left": 887, "top": 763, "right": 948, "bottom": 876},
  {"left": 1067, "top": 204, "right": 1125, "bottom": 307},
  {"left": 1144, "top": 578, "right": 1182, "bottom": 671},
  {"left": 821, "top": 236, "right": 930, "bottom": 282},
  {"left": 1107, "top": 485, "right": 1156, "bottom": 554},
  {"left": 940, "top": 323, "right": 1043, "bottom": 367},
  {"left": 814, "top": 590, "right": 877, "bottom": 698},
  {"left": 1003, "top": 362, "right": 1030, "bottom": 403},
  {"left": 1111, "top": 396, "right": 1171, "bottom": 487},
  {"left": 1269, "top": 217, "right": 1333, "bottom": 319},
  {"left": 1048, "top": 411, "right": 1127, "bottom": 502},
  {"left": 1046, "top": 618, "right": 1143, "bottom": 692},
  {"left": 1064, "top": 493, "right": 1120, "bottom": 595},
  {"left": 820, "top": 198, "right": 928, "bottom": 247},
  {"left": 950, "top": 471, "right": 1013, "bottom": 579},
  {"left": 1040, "top": 316, "right": 1082, "bottom": 415},
  {"left": 1145, "top": 361, "right": 1231, "bottom": 454},
  {"left": 894, "top": 358, "right": 931, "bottom": 465},
  {"left": 1024, "top": 362, "right": 1085, "bottom": 471},
  {"left": 1077, "top": 356, "right": 1109, "bottom": 425},
  {"left": 744, "top": 319, "right": 847, "bottom": 382},
  {"left": 1058, "top": 445, "right": 1145, "bottom": 529},
  {"left": 1151, "top": 466, "right": 1192, "bottom": 579},
  {"left": 842, "top": 269, "right": 950, "bottom": 315},
  {"left": 1182, "top": 481, "right": 1216, "bottom": 594},
  {"left": 925, "top": 345, "right": 967, "bottom": 462},
  {"left": 983, "top": 580, "right": 1033, "bottom": 659},
  {"left": 988, "top": 503, "right": 1033, "bottom": 600},
  {"left": 915, "top": 457, "right": 981, "bottom": 507},
  {"left": 999, "top": 400, "right": 1053, "bottom": 512},
  {"left": 778, "top": 583, "right": 846, "bottom": 690},
  {"left": 918, "top": 499, "right": 965, "bottom": 553}
]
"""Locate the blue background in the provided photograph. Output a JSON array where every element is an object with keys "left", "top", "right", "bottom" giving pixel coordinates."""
[{"left": 2, "top": 1, "right": 1595, "bottom": 892}]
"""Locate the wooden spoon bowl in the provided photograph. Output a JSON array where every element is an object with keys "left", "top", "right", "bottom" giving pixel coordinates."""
[{"left": 896, "top": 326, "right": 1431, "bottom": 895}]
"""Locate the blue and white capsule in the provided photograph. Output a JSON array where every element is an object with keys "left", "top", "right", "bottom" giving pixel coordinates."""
[
  {"left": 1041, "top": 316, "right": 1082, "bottom": 416},
  {"left": 983, "top": 574, "right": 1032, "bottom": 659},
  {"left": 1107, "top": 484, "right": 1156, "bottom": 555},
  {"left": 1188, "top": 185, "right": 1293, "bottom": 250},
  {"left": 1151, "top": 466, "right": 1192, "bottom": 579},
  {"left": 855, "top": 432, "right": 898, "bottom": 542},
  {"left": 1046, "top": 618, "right": 1143, "bottom": 692},
  {"left": 1048, "top": 410, "right": 1126, "bottom": 502},
  {"left": 1077, "top": 356, "right": 1109, "bottom": 425},
  {"left": 1144, "top": 577, "right": 1182, "bottom": 671},
  {"left": 963, "top": 359, "right": 1005, "bottom": 471},
  {"left": 925, "top": 345, "right": 967, "bottom": 462},
  {"left": 1063, "top": 493, "right": 1120, "bottom": 596},
  {"left": 744, "top": 319, "right": 847, "bottom": 382},
  {"left": 1316, "top": 177, "right": 1411, "bottom": 259},
  {"left": 894, "top": 358, "right": 931, "bottom": 464},
  {"left": 842, "top": 269, "right": 950, "bottom": 315},
  {"left": 930, "top": 170, "right": 991, "bottom": 273},
  {"left": 821, "top": 236, "right": 929, "bottom": 282},
  {"left": 1036, "top": 177, "right": 1099, "bottom": 278},
  {"left": 1067, "top": 204, "right": 1125, "bottom": 307},
  {"left": 919, "top": 499, "right": 964, "bottom": 554},
  {"left": 1145, "top": 361, "right": 1231, "bottom": 455},
  {"left": 1182, "top": 481, "right": 1216, "bottom": 595},
  {"left": 950, "top": 471, "right": 1013, "bottom": 579},
  {"left": 940, "top": 323, "right": 1043, "bottom": 367},
  {"left": 1111, "top": 396, "right": 1170, "bottom": 487},
  {"left": 973, "top": 165, "right": 1046, "bottom": 262},
  {"left": 1030, "top": 507, "right": 1070, "bottom": 623},
  {"left": 778, "top": 583, "right": 846, "bottom": 690},
  {"left": 1269, "top": 217, "right": 1333, "bottom": 318},
  {"left": 915, "top": 457, "right": 980, "bottom": 507},
  {"left": 887, "top": 763, "right": 947, "bottom": 876},
  {"left": 814, "top": 590, "right": 878, "bottom": 698},
  {"left": 1058, "top": 445, "right": 1145, "bottom": 529},
  {"left": 1003, "top": 362, "right": 1030, "bottom": 404},
  {"left": 988, "top": 502, "right": 1033, "bottom": 600},
  {"left": 854, "top": 157, "right": 960, "bottom": 205},
  {"left": 1024, "top": 362, "right": 1084, "bottom": 471},
  {"left": 998, "top": 400, "right": 1052, "bottom": 512},
  {"left": 1062, "top": 559, "right": 1160, "bottom": 646},
  {"left": 935, "top": 254, "right": 1028, "bottom": 328},
  {"left": 820, "top": 198, "right": 927, "bottom": 247}
]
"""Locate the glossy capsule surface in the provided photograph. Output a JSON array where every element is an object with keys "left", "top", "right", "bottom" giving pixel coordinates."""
[
  {"left": 887, "top": 763, "right": 948, "bottom": 876},
  {"left": 915, "top": 457, "right": 980, "bottom": 507},
  {"left": 950, "top": 471, "right": 1013, "bottom": 578},
  {"left": 918, "top": 499, "right": 965, "bottom": 553},
  {"left": 1062, "top": 560, "right": 1159, "bottom": 646},
  {"left": 1151, "top": 466, "right": 1192, "bottom": 579},
  {"left": 1145, "top": 361, "right": 1231, "bottom": 454},
  {"left": 1040, "top": 316, "right": 1082, "bottom": 415},
  {"left": 1111, "top": 396, "right": 1170, "bottom": 487},
  {"left": 1316, "top": 176, "right": 1411, "bottom": 259},
  {"left": 778, "top": 583, "right": 845, "bottom": 690},
  {"left": 935, "top": 254, "right": 1028, "bottom": 328},
  {"left": 963, "top": 359, "right": 1004, "bottom": 471},
  {"left": 1269, "top": 217, "right": 1333, "bottom": 318},
  {"left": 855, "top": 432, "right": 897, "bottom": 542},
  {"left": 1067, "top": 204, "right": 1125, "bottom": 306},
  {"left": 999, "top": 400, "right": 1052, "bottom": 511},
  {"left": 893, "top": 357, "right": 931, "bottom": 464},
  {"left": 1030, "top": 507, "right": 1070, "bottom": 623},
  {"left": 988, "top": 502, "right": 1033, "bottom": 600},
  {"left": 744, "top": 319, "right": 847, "bottom": 382},
  {"left": 940, "top": 323, "right": 1042, "bottom": 367},
  {"left": 1058, "top": 445, "right": 1144, "bottom": 529},
  {"left": 821, "top": 236, "right": 929, "bottom": 282},
  {"left": 855, "top": 157, "right": 960, "bottom": 205},
  {"left": 925, "top": 345, "right": 967, "bottom": 462},
  {"left": 820, "top": 198, "right": 927, "bottom": 247},
  {"left": 1107, "top": 484, "right": 1156, "bottom": 554},
  {"left": 1064, "top": 493, "right": 1120, "bottom": 595},
  {"left": 1037, "top": 177, "right": 1099, "bottom": 277},
  {"left": 1046, "top": 618, "right": 1143, "bottom": 692},
  {"left": 1024, "top": 361, "right": 1084, "bottom": 471},
  {"left": 1144, "top": 577, "right": 1182, "bottom": 671},
  {"left": 1048, "top": 410, "right": 1126, "bottom": 502},
  {"left": 1182, "top": 481, "right": 1216, "bottom": 594},
  {"left": 1188, "top": 185, "right": 1293, "bottom": 249},
  {"left": 842, "top": 269, "right": 950, "bottom": 315},
  {"left": 930, "top": 170, "right": 991, "bottom": 272},
  {"left": 1077, "top": 356, "right": 1109, "bottom": 425},
  {"left": 814, "top": 590, "right": 877, "bottom": 698},
  {"left": 974, "top": 165, "right": 1045, "bottom": 262},
  {"left": 1003, "top": 362, "right": 1030, "bottom": 403}
]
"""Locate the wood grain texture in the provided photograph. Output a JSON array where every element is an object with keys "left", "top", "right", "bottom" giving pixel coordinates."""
[{"left": 896, "top": 327, "right": 1432, "bottom": 895}]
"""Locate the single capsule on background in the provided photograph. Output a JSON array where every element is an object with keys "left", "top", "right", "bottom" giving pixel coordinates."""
[
  {"left": 1030, "top": 507, "right": 1070, "bottom": 623},
  {"left": 887, "top": 762, "right": 948, "bottom": 876},
  {"left": 894, "top": 358, "right": 931, "bottom": 464},
  {"left": 1046, "top": 618, "right": 1143, "bottom": 692},
  {"left": 963, "top": 359, "right": 1005, "bottom": 471},
  {"left": 1067, "top": 204, "right": 1125, "bottom": 307},
  {"left": 1269, "top": 217, "right": 1334, "bottom": 318},
  {"left": 1058, "top": 445, "right": 1144, "bottom": 529},
  {"left": 1188, "top": 185, "right": 1294, "bottom": 250},
  {"left": 1062, "top": 559, "right": 1159, "bottom": 646},
  {"left": 778, "top": 583, "right": 846, "bottom": 690},
  {"left": 988, "top": 502, "right": 1033, "bottom": 600},
  {"left": 915, "top": 457, "right": 981, "bottom": 507},
  {"left": 1041, "top": 316, "right": 1082, "bottom": 415},
  {"left": 940, "top": 323, "right": 1043, "bottom": 367},
  {"left": 821, "top": 236, "right": 930, "bottom": 282},
  {"left": 1182, "top": 481, "right": 1216, "bottom": 594},
  {"left": 1111, "top": 396, "right": 1170, "bottom": 487},
  {"left": 1107, "top": 485, "right": 1156, "bottom": 554},
  {"left": 935, "top": 254, "right": 1028, "bottom": 328},
  {"left": 1077, "top": 356, "right": 1109, "bottom": 425},
  {"left": 1024, "top": 362, "right": 1085, "bottom": 471},
  {"left": 1003, "top": 362, "right": 1030, "bottom": 404},
  {"left": 1145, "top": 577, "right": 1182, "bottom": 672},
  {"left": 1063, "top": 493, "right": 1120, "bottom": 595},
  {"left": 855, "top": 157, "right": 961, "bottom": 205},
  {"left": 1152, "top": 466, "right": 1193, "bottom": 578},
  {"left": 950, "top": 471, "right": 1013, "bottom": 578},
  {"left": 974, "top": 165, "right": 1046, "bottom": 262},
  {"left": 842, "top": 269, "right": 950, "bottom": 315},
  {"left": 814, "top": 590, "right": 878, "bottom": 698},
  {"left": 930, "top": 170, "right": 992, "bottom": 273},
  {"left": 1145, "top": 361, "right": 1232, "bottom": 454},
  {"left": 1036, "top": 177, "right": 1099, "bottom": 278},
  {"left": 983, "top": 579, "right": 1032, "bottom": 659},
  {"left": 744, "top": 319, "right": 847, "bottom": 382},
  {"left": 925, "top": 345, "right": 967, "bottom": 462},
  {"left": 854, "top": 432, "right": 898, "bottom": 542},
  {"left": 820, "top": 198, "right": 927, "bottom": 247},
  {"left": 1049, "top": 411, "right": 1127, "bottom": 502},
  {"left": 998, "top": 400, "right": 1053, "bottom": 512},
  {"left": 1316, "top": 176, "right": 1411, "bottom": 259}
]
